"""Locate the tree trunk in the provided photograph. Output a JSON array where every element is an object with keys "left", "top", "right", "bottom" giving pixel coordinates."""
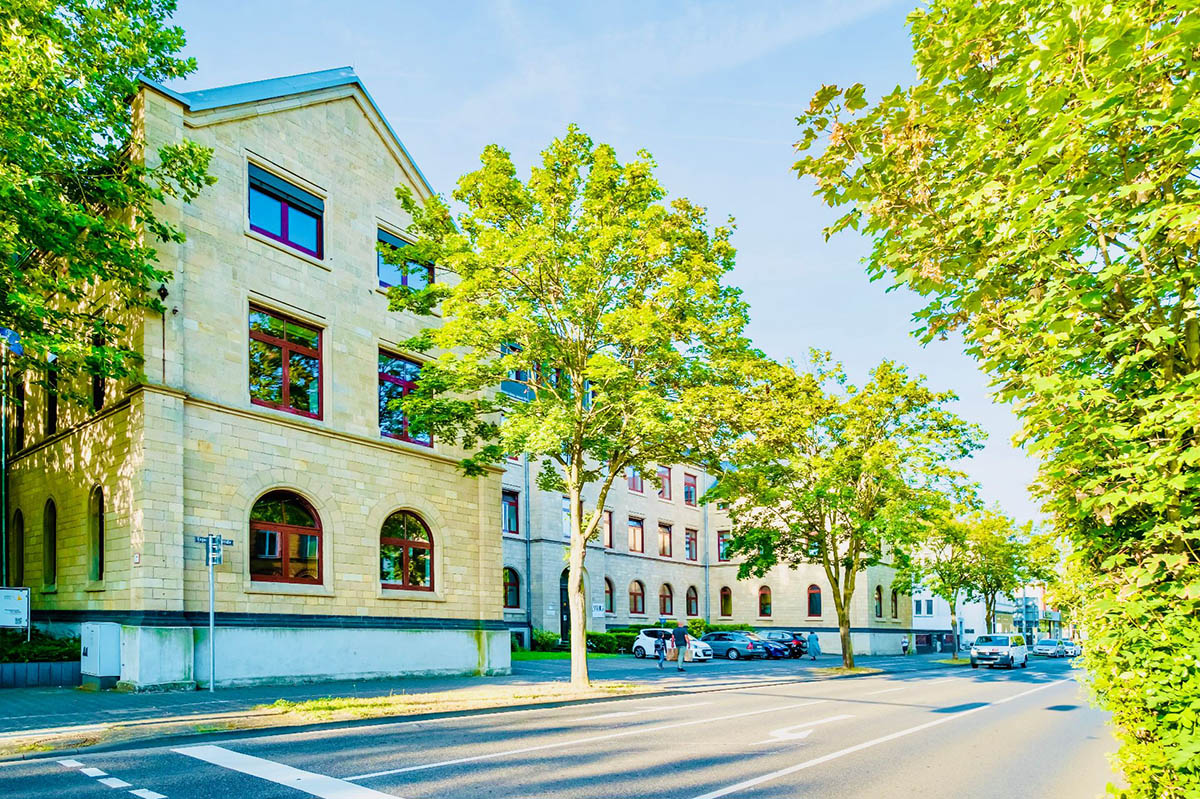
[
  {"left": 838, "top": 617, "right": 854, "bottom": 669},
  {"left": 567, "top": 487, "right": 589, "bottom": 687},
  {"left": 948, "top": 598, "right": 959, "bottom": 659},
  {"left": 985, "top": 594, "right": 995, "bottom": 634}
]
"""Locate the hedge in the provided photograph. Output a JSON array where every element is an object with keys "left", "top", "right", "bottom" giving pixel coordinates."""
[{"left": 0, "top": 629, "right": 80, "bottom": 663}]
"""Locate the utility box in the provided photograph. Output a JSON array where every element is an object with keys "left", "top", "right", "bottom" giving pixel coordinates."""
[{"left": 81, "top": 622, "right": 121, "bottom": 689}]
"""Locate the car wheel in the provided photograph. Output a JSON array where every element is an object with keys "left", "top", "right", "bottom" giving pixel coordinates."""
[
  {"left": 727, "top": 648, "right": 740, "bottom": 660},
  {"left": 971, "top": 662, "right": 978, "bottom": 669},
  {"left": 1021, "top": 657, "right": 1028, "bottom": 668},
  {"left": 633, "top": 646, "right": 645, "bottom": 659}
]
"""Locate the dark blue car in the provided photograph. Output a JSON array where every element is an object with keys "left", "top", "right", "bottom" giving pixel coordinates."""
[{"left": 745, "top": 633, "right": 789, "bottom": 659}]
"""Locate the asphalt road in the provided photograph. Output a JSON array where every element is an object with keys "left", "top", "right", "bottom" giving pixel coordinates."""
[{"left": 1, "top": 659, "right": 1115, "bottom": 799}]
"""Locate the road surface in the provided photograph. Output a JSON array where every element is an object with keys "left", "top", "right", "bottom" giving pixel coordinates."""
[{"left": 0, "top": 658, "right": 1115, "bottom": 799}]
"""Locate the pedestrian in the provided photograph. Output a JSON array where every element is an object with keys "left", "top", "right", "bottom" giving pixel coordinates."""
[
  {"left": 654, "top": 632, "right": 667, "bottom": 669},
  {"left": 672, "top": 621, "right": 689, "bottom": 672},
  {"left": 807, "top": 631, "right": 821, "bottom": 660},
  {"left": 901, "top": 636, "right": 910, "bottom": 656}
]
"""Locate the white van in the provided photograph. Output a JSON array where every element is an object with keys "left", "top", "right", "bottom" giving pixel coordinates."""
[{"left": 969, "top": 633, "right": 1028, "bottom": 669}]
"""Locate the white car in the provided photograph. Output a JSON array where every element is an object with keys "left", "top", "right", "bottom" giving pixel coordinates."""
[
  {"left": 1032, "top": 638, "right": 1067, "bottom": 658},
  {"left": 970, "top": 633, "right": 1029, "bottom": 669},
  {"left": 1063, "top": 640, "right": 1082, "bottom": 657},
  {"left": 631, "top": 628, "right": 713, "bottom": 661}
]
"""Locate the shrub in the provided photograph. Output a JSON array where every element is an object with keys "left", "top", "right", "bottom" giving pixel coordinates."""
[
  {"left": 687, "top": 618, "right": 708, "bottom": 637},
  {"left": 530, "top": 628, "right": 559, "bottom": 652},
  {"left": 0, "top": 629, "right": 80, "bottom": 663},
  {"left": 587, "top": 632, "right": 618, "bottom": 654},
  {"left": 610, "top": 631, "right": 638, "bottom": 653},
  {"left": 705, "top": 623, "right": 755, "bottom": 633}
]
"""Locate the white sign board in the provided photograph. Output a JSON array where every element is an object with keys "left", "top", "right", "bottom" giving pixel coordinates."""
[
  {"left": 591, "top": 602, "right": 605, "bottom": 618},
  {"left": 0, "top": 587, "right": 31, "bottom": 629}
]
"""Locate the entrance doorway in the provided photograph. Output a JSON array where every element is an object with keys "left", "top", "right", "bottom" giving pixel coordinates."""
[{"left": 559, "top": 569, "right": 570, "bottom": 641}]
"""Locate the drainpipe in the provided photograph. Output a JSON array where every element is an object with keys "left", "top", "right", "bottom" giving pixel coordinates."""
[{"left": 523, "top": 454, "right": 533, "bottom": 644}]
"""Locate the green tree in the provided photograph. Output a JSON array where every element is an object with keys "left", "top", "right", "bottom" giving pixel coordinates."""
[
  {"left": 388, "top": 126, "right": 755, "bottom": 687},
  {"left": 792, "top": 2, "right": 1200, "bottom": 793},
  {"left": 965, "top": 510, "right": 1030, "bottom": 635},
  {"left": 896, "top": 511, "right": 975, "bottom": 659},
  {"left": 1, "top": 1, "right": 214, "bottom": 401},
  {"left": 711, "top": 355, "right": 982, "bottom": 668}
]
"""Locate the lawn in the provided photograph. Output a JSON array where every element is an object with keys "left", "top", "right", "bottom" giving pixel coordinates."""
[
  {"left": 934, "top": 658, "right": 972, "bottom": 666},
  {"left": 511, "top": 650, "right": 623, "bottom": 661}
]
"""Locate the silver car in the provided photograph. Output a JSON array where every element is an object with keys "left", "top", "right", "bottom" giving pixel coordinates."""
[{"left": 700, "top": 631, "right": 764, "bottom": 660}]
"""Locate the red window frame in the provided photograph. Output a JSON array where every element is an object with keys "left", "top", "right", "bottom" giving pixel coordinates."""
[
  {"left": 807, "top": 584, "right": 822, "bottom": 617},
  {"left": 657, "top": 465, "right": 672, "bottom": 500},
  {"left": 604, "top": 578, "right": 614, "bottom": 613},
  {"left": 874, "top": 585, "right": 884, "bottom": 618},
  {"left": 629, "top": 581, "right": 645, "bottom": 615},
  {"left": 249, "top": 306, "right": 322, "bottom": 420},
  {"left": 659, "top": 584, "right": 673, "bottom": 616},
  {"left": 380, "top": 510, "right": 434, "bottom": 591},
  {"left": 686, "top": 586, "right": 699, "bottom": 617},
  {"left": 249, "top": 491, "right": 322, "bottom": 585},
  {"left": 717, "top": 530, "right": 731, "bottom": 562},
  {"left": 758, "top": 586, "right": 772, "bottom": 617},
  {"left": 658, "top": 523, "right": 672, "bottom": 558},
  {"left": 628, "top": 467, "right": 643, "bottom": 493},
  {"left": 602, "top": 510, "right": 613, "bottom": 548},
  {"left": 719, "top": 586, "right": 733, "bottom": 617},
  {"left": 503, "top": 567, "right": 520, "bottom": 608},
  {"left": 683, "top": 473, "right": 698, "bottom": 506},
  {"left": 502, "top": 491, "right": 520, "bottom": 536},
  {"left": 628, "top": 517, "right": 644, "bottom": 553},
  {"left": 685, "top": 528, "right": 698, "bottom": 561},
  {"left": 377, "top": 228, "right": 433, "bottom": 289},
  {"left": 379, "top": 351, "right": 430, "bottom": 446}
]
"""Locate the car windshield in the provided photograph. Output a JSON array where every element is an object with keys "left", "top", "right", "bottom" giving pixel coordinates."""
[
  {"left": 974, "top": 636, "right": 1009, "bottom": 646},
  {"left": 744, "top": 633, "right": 765, "bottom": 641},
  {"left": 1038, "top": 639, "right": 1058, "bottom": 646}
]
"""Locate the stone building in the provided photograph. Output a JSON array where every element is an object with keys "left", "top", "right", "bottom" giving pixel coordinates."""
[{"left": 3, "top": 68, "right": 508, "bottom": 689}]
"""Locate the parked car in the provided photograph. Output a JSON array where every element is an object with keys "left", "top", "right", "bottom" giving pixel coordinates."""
[
  {"left": 631, "top": 629, "right": 713, "bottom": 661},
  {"left": 1063, "top": 640, "right": 1082, "bottom": 657},
  {"left": 745, "top": 632, "right": 789, "bottom": 659},
  {"left": 761, "top": 631, "right": 806, "bottom": 658},
  {"left": 1032, "top": 638, "right": 1067, "bottom": 658},
  {"left": 969, "top": 633, "right": 1029, "bottom": 669},
  {"left": 700, "top": 631, "right": 764, "bottom": 660}
]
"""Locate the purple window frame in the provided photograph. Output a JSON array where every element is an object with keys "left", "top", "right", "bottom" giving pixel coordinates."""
[{"left": 248, "top": 173, "right": 323, "bottom": 259}]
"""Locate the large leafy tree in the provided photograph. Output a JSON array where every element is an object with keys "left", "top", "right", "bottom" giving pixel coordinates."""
[
  {"left": 896, "top": 510, "right": 975, "bottom": 659},
  {"left": 389, "top": 126, "right": 755, "bottom": 687},
  {"left": 1, "top": 0, "right": 214, "bottom": 403},
  {"left": 711, "top": 355, "right": 982, "bottom": 668},
  {"left": 964, "top": 510, "right": 1032, "bottom": 635},
  {"left": 792, "top": 1, "right": 1199, "bottom": 794}
]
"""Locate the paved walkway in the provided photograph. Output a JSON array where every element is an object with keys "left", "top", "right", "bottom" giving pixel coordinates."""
[{"left": 0, "top": 652, "right": 950, "bottom": 738}]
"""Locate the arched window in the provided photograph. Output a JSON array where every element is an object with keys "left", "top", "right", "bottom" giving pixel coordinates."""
[
  {"left": 874, "top": 586, "right": 883, "bottom": 618},
  {"left": 891, "top": 588, "right": 899, "bottom": 619},
  {"left": 380, "top": 510, "right": 433, "bottom": 590},
  {"left": 629, "top": 580, "right": 645, "bottom": 615},
  {"left": 686, "top": 586, "right": 699, "bottom": 617},
  {"left": 88, "top": 486, "right": 104, "bottom": 582},
  {"left": 758, "top": 586, "right": 772, "bottom": 617},
  {"left": 719, "top": 586, "right": 732, "bottom": 617},
  {"left": 659, "top": 584, "right": 674, "bottom": 616},
  {"left": 250, "top": 491, "right": 322, "bottom": 584},
  {"left": 8, "top": 510, "right": 24, "bottom": 586},
  {"left": 807, "top": 584, "right": 822, "bottom": 617},
  {"left": 604, "top": 578, "right": 614, "bottom": 613},
  {"left": 42, "top": 499, "right": 57, "bottom": 587},
  {"left": 502, "top": 567, "right": 520, "bottom": 608}
]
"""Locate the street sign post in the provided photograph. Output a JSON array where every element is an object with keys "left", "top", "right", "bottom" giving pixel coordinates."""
[
  {"left": 193, "top": 534, "right": 233, "bottom": 691},
  {"left": 0, "top": 587, "right": 31, "bottom": 642}
]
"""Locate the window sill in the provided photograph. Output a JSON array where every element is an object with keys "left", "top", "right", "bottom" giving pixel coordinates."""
[
  {"left": 246, "top": 228, "right": 331, "bottom": 271},
  {"left": 246, "top": 580, "right": 333, "bottom": 598},
  {"left": 85, "top": 581, "right": 106, "bottom": 593},
  {"left": 379, "top": 587, "right": 445, "bottom": 602},
  {"left": 41, "top": 585, "right": 57, "bottom": 594}
]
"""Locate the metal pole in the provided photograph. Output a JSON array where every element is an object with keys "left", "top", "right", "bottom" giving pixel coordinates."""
[
  {"left": 1, "top": 338, "right": 8, "bottom": 588},
  {"left": 208, "top": 538, "right": 215, "bottom": 693}
]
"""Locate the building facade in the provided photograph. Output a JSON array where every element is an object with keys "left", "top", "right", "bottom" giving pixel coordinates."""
[{"left": 3, "top": 69, "right": 509, "bottom": 689}]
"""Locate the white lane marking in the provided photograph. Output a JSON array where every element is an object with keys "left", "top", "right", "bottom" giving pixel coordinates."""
[
  {"left": 98, "top": 777, "right": 133, "bottom": 788},
  {"left": 691, "top": 679, "right": 1069, "bottom": 799},
  {"left": 129, "top": 790, "right": 167, "bottom": 799},
  {"left": 58, "top": 759, "right": 85, "bottom": 768},
  {"left": 922, "top": 678, "right": 955, "bottom": 686},
  {"left": 175, "top": 745, "right": 401, "bottom": 799},
  {"left": 347, "top": 699, "right": 830, "bottom": 780},
  {"left": 80, "top": 767, "right": 108, "bottom": 777},
  {"left": 751, "top": 714, "right": 854, "bottom": 745},
  {"left": 861, "top": 687, "right": 905, "bottom": 696},
  {"left": 578, "top": 701, "right": 711, "bottom": 720}
]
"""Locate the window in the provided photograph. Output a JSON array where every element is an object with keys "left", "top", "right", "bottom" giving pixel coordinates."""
[
  {"left": 88, "top": 486, "right": 104, "bottom": 582},
  {"left": 686, "top": 586, "right": 699, "bottom": 617},
  {"left": 807, "top": 585, "right": 822, "bottom": 617},
  {"left": 658, "top": 523, "right": 672, "bottom": 558},
  {"left": 683, "top": 473, "right": 697, "bottom": 506},
  {"left": 717, "top": 530, "right": 730, "bottom": 561},
  {"left": 602, "top": 510, "right": 613, "bottom": 548},
  {"left": 42, "top": 500, "right": 56, "bottom": 587},
  {"left": 250, "top": 491, "right": 322, "bottom": 584},
  {"left": 604, "top": 578, "right": 614, "bottom": 613},
  {"left": 758, "top": 586, "right": 772, "bottom": 617},
  {"left": 627, "top": 467, "right": 643, "bottom": 493},
  {"left": 501, "top": 491, "right": 519, "bottom": 536},
  {"left": 685, "top": 528, "right": 698, "bottom": 561},
  {"left": 925, "top": 599, "right": 934, "bottom": 615},
  {"left": 659, "top": 584, "right": 674, "bottom": 616},
  {"left": 91, "top": 334, "right": 105, "bottom": 412},
  {"left": 8, "top": 510, "right": 23, "bottom": 586},
  {"left": 12, "top": 376, "right": 24, "bottom": 451},
  {"left": 378, "top": 351, "right": 429, "bottom": 445},
  {"left": 248, "top": 163, "right": 323, "bottom": 258},
  {"left": 719, "top": 586, "right": 732, "bottom": 617},
  {"left": 891, "top": 589, "right": 899, "bottom": 619},
  {"left": 629, "top": 580, "right": 645, "bottom": 615},
  {"left": 628, "top": 517, "right": 644, "bottom": 553},
  {"left": 874, "top": 586, "right": 883, "bottom": 618},
  {"left": 503, "top": 567, "right": 520, "bottom": 608},
  {"left": 45, "top": 357, "right": 58, "bottom": 436},
  {"left": 657, "top": 465, "right": 672, "bottom": 500},
  {"left": 249, "top": 307, "right": 321, "bottom": 419},
  {"left": 561, "top": 496, "right": 571, "bottom": 540},
  {"left": 914, "top": 599, "right": 923, "bottom": 616},
  {"left": 377, "top": 229, "right": 432, "bottom": 290},
  {"left": 380, "top": 509, "right": 433, "bottom": 590}
]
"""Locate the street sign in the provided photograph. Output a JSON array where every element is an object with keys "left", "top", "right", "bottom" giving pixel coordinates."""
[
  {"left": 0, "top": 587, "right": 30, "bottom": 637},
  {"left": 190, "top": 533, "right": 234, "bottom": 692}
]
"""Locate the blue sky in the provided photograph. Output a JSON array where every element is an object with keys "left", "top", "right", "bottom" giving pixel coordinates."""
[{"left": 170, "top": 0, "right": 1040, "bottom": 521}]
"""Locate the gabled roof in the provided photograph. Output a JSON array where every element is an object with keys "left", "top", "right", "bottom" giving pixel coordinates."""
[{"left": 140, "top": 67, "right": 434, "bottom": 197}]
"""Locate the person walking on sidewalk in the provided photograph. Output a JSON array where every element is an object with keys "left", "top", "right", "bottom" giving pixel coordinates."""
[
  {"left": 807, "top": 631, "right": 821, "bottom": 661},
  {"left": 654, "top": 632, "right": 667, "bottom": 669},
  {"left": 672, "top": 621, "right": 690, "bottom": 671}
]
